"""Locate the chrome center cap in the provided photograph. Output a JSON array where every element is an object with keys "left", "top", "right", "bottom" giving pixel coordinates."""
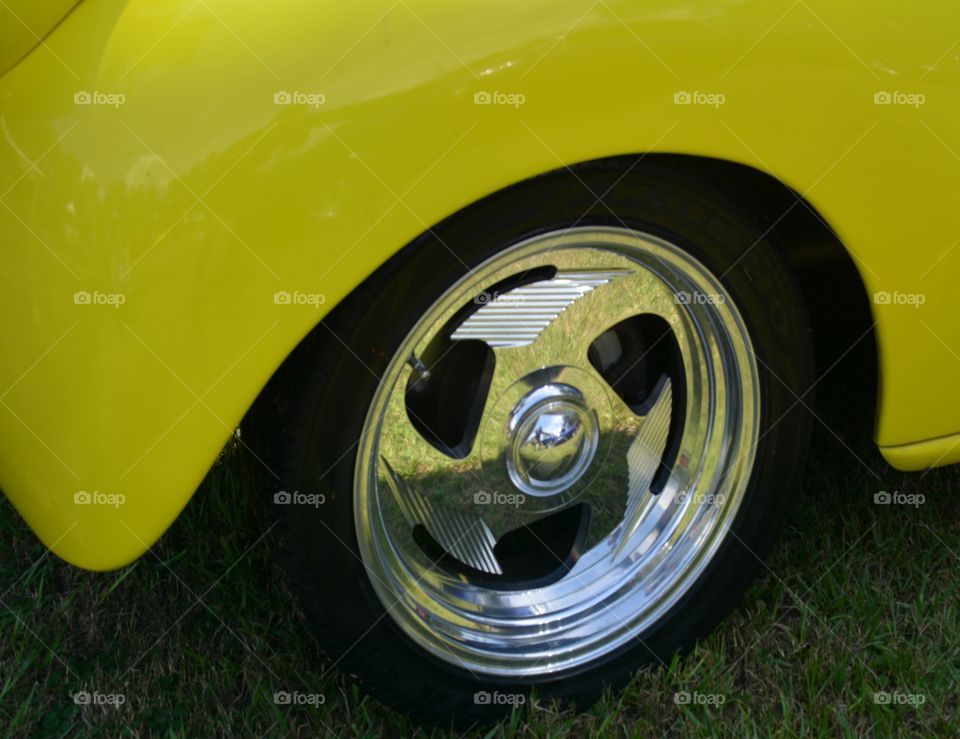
[{"left": 506, "top": 384, "right": 599, "bottom": 497}]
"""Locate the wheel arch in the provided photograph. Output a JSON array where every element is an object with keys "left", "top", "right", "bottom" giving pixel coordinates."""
[{"left": 243, "top": 153, "right": 879, "bottom": 468}]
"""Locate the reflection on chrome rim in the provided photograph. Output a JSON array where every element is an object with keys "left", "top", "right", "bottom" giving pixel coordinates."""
[{"left": 354, "top": 226, "right": 760, "bottom": 677}]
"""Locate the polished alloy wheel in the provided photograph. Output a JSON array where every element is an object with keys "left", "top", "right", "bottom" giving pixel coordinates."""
[{"left": 354, "top": 226, "right": 760, "bottom": 676}]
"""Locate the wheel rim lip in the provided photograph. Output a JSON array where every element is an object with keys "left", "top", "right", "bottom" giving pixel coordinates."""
[{"left": 354, "top": 226, "right": 760, "bottom": 677}]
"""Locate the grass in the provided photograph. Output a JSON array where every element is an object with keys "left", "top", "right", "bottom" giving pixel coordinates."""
[{"left": 2, "top": 344, "right": 959, "bottom": 738}]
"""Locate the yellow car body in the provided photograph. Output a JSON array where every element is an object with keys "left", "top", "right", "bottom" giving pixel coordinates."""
[{"left": 1, "top": 0, "right": 958, "bottom": 570}]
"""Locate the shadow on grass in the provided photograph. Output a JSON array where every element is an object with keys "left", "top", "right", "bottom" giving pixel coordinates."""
[{"left": 1, "top": 324, "right": 958, "bottom": 736}]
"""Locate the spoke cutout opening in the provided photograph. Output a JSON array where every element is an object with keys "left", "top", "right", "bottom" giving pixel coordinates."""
[
  {"left": 588, "top": 314, "right": 686, "bottom": 494},
  {"left": 404, "top": 266, "right": 555, "bottom": 458}
]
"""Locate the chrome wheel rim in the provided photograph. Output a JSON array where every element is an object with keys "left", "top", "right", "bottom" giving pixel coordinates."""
[{"left": 354, "top": 226, "right": 760, "bottom": 677}]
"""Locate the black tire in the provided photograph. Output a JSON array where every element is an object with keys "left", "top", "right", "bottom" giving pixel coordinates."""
[{"left": 248, "top": 157, "right": 814, "bottom": 727}]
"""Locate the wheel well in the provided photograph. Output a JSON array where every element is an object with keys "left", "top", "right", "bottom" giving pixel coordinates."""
[
  {"left": 621, "top": 154, "right": 878, "bottom": 435},
  {"left": 245, "top": 154, "right": 878, "bottom": 445}
]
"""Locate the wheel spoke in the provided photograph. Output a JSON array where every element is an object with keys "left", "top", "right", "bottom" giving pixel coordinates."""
[
  {"left": 452, "top": 270, "right": 632, "bottom": 367},
  {"left": 376, "top": 372, "right": 503, "bottom": 574},
  {"left": 379, "top": 457, "right": 503, "bottom": 575},
  {"left": 613, "top": 374, "right": 673, "bottom": 558}
]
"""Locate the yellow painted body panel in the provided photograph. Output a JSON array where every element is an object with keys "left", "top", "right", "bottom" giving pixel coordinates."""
[
  {"left": 880, "top": 433, "right": 960, "bottom": 472},
  {"left": 1, "top": 0, "right": 959, "bottom": 569},
  {"left": 0, "top": 1, "right": 80, "bottom": 75}
]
